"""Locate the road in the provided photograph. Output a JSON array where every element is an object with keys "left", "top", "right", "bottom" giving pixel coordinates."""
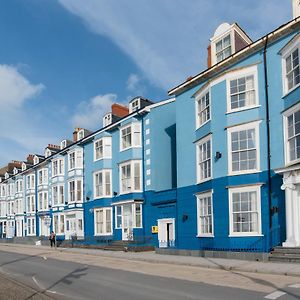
[{"left": 0, "top": 247, "right": 300, "bottom": 300}]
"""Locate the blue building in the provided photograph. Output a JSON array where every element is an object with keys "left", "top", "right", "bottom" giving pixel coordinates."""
[{"left": 0, "top": 1, "right": 300, "bottom": 257}]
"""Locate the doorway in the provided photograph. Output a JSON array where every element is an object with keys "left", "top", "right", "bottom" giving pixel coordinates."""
[{"left": 158, "top": 218, "right": 175, "bottom": 248}]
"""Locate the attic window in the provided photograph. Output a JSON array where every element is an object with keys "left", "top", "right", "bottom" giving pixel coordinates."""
[
  {"left": 103, "top": 113, "right": 112, "bottom": 127},
  {"left": 13, "top": 168, "right": 18, "bottom": 175},
  {"left": 45, "top": 149, "right": 51, "bottom": 158},
  {"left": 5, "top": 173, "right": 9, "bottom": 179},
  {"left": 34, "top": 156, "right": 39, "bottom": 165},
  {"left": 215, "top": 34, "right": 231, "bottom": 63},
  {"left": 22, "top": 163, "right": 26, "bottom": 171},
  {"left": 61, "top": 140, "right": 67, "bottom": 150},
  {"left": 77, "top": 130, "right": 84, "bottom": 141},
  {"left": 129, "top": 99, "right": 140, "bottom": 113}
]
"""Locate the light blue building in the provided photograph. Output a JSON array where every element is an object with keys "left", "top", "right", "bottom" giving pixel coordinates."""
[
  {"left": 163, "top": 8, "right": 300, "bottom": 254},
  {"left": 0, "top": 2, "right": 300, "bottom": 257}
]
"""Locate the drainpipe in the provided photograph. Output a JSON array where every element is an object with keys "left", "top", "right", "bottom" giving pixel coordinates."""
[{"left": 263, "top": 36, "right": 273, "bottom": 235}]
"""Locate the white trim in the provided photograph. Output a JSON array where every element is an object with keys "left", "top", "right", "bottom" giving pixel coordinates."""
[
  {"left": 227, "top": 121, "right": 261, "bottom": 175},
  {"left": 119, "top": 122, "right": 142, "bottom": 151},
  {"left": 226, "top": 65, "right": 259, "bottom": 113},
  {"left": 94, "top": 207, "right": 113, "bottom": 236},
  {"left": 196, "top": 134, "right": 212, "bottom": 183},
  {"left": 196, "top": 190, "right": 214, "bottom": 237},
  {"left": 283, "top": 101, "right": 300, "bottom": 165},
  {"left": 228, "top": 185, "right": 262, "bottom": 237},
  {"left": 195, "top": 87, "right": 211, "bottom": 129},
  {"left": 93, "top": 169, "right": 112, "bottom": 199},
  {"left": 281, "top": 35, "right": 300, "bottom": 96},
  {"left": 119, "top": 160, "right": 142, "bottom": 195},
  {"left": 93, "top": 136, "right": 112, "bottom": 161}
]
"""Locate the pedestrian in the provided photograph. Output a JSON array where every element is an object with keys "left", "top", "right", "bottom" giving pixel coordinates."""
[{"left": 49, "top": 231, "right": 56, "bottom": 248}]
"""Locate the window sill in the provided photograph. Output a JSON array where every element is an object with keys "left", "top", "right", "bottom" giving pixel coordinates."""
[
  {"left": 196, "top": 119, "right": 211, "bottom": 131},
  {"left": 226, "top": 105, "right": 261, "bottom": 115},
  {"left": 196, "top": 177, "right": 212, "bottom": 184},
  {"left": 229, "top": 233, "right": 263, "bottom": 237},
  {"left": 196, "top": 234, "right": 214, "bottom": 238},
  {"left": 228, "top": 170, "right": 261, "bottom": 176},
  {"left": 282, "top": 83, "right": 300, "bottom": 99},
  {"left": 119, "top": 190, "right": 143, "bottom": 195},
  {"left": 94, "top": 156, "right": 112, "bottom": 162},
  {"left": 120, "top": 145, "right": 142, "bottom": 152},
  {"left": 94, "top": 233, "right": 113, "bottom": 236},
  {"left": 93, "top": 195, "right": 112, "bottom": 200}
]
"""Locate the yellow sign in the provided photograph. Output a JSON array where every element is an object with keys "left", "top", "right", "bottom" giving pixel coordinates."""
[{"left": 151, "top": 226, "right": 158, "bottom": 233}]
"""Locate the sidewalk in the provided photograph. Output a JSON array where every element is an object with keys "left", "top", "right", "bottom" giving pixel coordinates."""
[{"left": 1, "top": 243, "right": 300, "bottom": 277}]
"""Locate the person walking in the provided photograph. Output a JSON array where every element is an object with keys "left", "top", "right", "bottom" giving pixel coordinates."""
[{"left": 49, "top": 231, "right": 56, "bottom": 248}]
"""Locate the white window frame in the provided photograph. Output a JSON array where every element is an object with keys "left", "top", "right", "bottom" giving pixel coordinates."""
[
  {"left": 103, "top": 113, "right": 112, "bottom": 127},
  {"left": 26, "top": 174, "right": 35, "bottom": 190},
  {"left": 195, "top": 87, "right": 211, "bottom": 129},
  {"left": 226, "top": 66, "right": 259, "bottom": 113},
  {"left": 68, "top": 149, "right": 83, "bottom": 170},
  {"left": 27, "top": 217, "right": 36, "bottom": 236},
  {"left": 94, "top": 136, "right": 112, "bottom": 161},
  {"left": 228, "top": 185, "right": 262, "bottom": 237},
  {"left": 77, "top": 129, "right": 84, "bottom": 141},
  {"left": 196, "top": 191, "right": 214, "bottom": 237},
  {"left": 94, "top": 207, "right": 113, "bottom": 236},
  {"left": 53, "top": 213, "right": 65, "bottom": 235},
  {"left": 38, "top": 168, "right": 48, "bottom": 186},
  {"left": 52, "top": 185, "right": 65, "bottom": 206},
  {"left": 93, "top": 169, "right": 112, "bottom": 199},
  {"left": 38, "top": 191, "right": 48, "bottom": 211},
  {"left": 52, "top": 158, "right": 64, "bottom": 177},
  {"left": 26, "top": 195, "right": 35, "bottom": 213},
  {"left": 120, "top": 122, "right": 141, "bottom": 151},
  {"left": 119, "top": 160, "right": 142, "bottom": 194},
  {"left": 196, "top": 135, "right": 212, "bottom": 183},
  {"left": 227, "top": 121, "right": 261, "bottom": 176},
  {"left": 281, "top": 35, "right": 300, "bottom": 96},
  {"left": 68, "top": 179, "right": 83, "bottom": 203},
  {"left": 283, "top": 102, "right": 300, "bottom": 165},
  {"left": 129, "top": 99, "right": 140, "bottom": 113}
]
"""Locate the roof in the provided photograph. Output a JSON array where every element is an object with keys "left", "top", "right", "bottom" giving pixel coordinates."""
[{"left": 168, "top": 17, "right": 300, "bottom": 96}]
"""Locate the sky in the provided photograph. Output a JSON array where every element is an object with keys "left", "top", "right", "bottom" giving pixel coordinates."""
[{"left": 0, "top": 0, "right": 292, "bottom": 166}]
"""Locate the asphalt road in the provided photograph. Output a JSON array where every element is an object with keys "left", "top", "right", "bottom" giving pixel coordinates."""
[{"left": 0, "top": 249, "right": 299, "bottom": 300}]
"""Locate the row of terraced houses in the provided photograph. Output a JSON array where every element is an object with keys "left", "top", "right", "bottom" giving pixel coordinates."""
[{"left": 1, "top": 1, "right": 300, "bottom": 256}]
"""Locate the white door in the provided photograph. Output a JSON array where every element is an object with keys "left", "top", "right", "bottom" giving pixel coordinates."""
[
  {"left": 158, "top": 218, "right": 175, "bottom": 248},
  {"left": 65, "top": 215, "right": 76, "bottom": 239},
  {"left": 122, "top": 204, "right": 133, "bottom": 241},
  {"left": 40, "top": 217, "right": 50, "bottom": 237}
]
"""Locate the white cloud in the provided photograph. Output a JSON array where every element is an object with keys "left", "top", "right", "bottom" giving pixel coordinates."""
[
  {"left": 58, "top": 0, "right": 290, "bottom": 89},
  {"left": 0, "top": 64, "right": 44, "bottom": 111},
  {"left": 71, "top": 93, "right": 117, "bottom": 129},
  {"left": 0, "top": 64, "right": 54, "bottom": 166}
]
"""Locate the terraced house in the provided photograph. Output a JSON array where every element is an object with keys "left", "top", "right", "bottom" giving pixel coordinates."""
[{"left": 0, "top": 0, "right": 300, "bottom": 257}]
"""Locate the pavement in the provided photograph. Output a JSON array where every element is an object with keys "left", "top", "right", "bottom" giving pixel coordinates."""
[{"left": 1, "top": 243, "right": 300, "bottom": 277}]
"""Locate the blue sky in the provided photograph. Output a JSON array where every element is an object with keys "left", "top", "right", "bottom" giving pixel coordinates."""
[{"left": 0, "top": 0, "right": 292, "bottom": 166}]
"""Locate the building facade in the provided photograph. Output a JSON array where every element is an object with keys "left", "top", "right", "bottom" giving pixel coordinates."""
[{"left": 0, "top": 2, "right": 300, "bottom": 255}]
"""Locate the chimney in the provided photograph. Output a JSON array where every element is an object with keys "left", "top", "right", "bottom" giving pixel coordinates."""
[
  {"left": 293, "top": 0, "right": 300, "bottom": 19},
  {"left": 47, "top": 144, "right": 60, "bottom": 150},
  {"left": 73, "top": 127, "right": 81, "bottom": 142},
  {"left": 112, "top": 103, "right": 129, "bottom": 118},
  {"left": 27, "top": 154, "right": 34, "bottom": 164},
  {"left": 207, "top": 44, "right": 212, "bottom": 68}
]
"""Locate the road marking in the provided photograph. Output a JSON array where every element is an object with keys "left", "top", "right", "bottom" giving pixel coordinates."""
[
  {"left": 289, "top": 283, "right": 300, "bottom": 288},
  {"left": 32, "top": 276, "right": 46, "bottom": 290},
  {"left": 264, "top": 291, "right": 286, "bottom": 299},
  {"left": 43, "top": 256, "right": 47, "bottom": 260}
]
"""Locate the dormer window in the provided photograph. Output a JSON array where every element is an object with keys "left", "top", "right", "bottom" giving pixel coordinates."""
[
  {"left": 33, "top": 156, "right": 39, "bottom": 165},
  {"left": 45, "top": 149, "right": 52, "bottom": 158},
  {"left": 209, "top": 23, "right": 252, "bottom": 66},
  {"left": 22, "top": 163, "right": 27, "bottom": 171},
  {"left": 129, "top": 99, "right": 140, "bottom": 113},
  {"left": 215, "top": 34, "right": 231, "bottom": 63},
  {"left": 103, "top": 113, "right": 112, "bottom": 127},
  {"left": 77, "top": 129, "right": 84, "bottom": 141},
  {"left": 13, "top": 168, "right": 18, "bottom": 175},
  {"left": 5, "top": 173, "right": 9, "bottom": 179},
  {"left": 61, "top": 140, "right": 67, "bottom": 150}
]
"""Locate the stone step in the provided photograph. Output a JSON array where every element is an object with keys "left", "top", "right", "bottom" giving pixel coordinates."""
[{"left": 269, "top": 255, "right": 300, "bottom": 263}]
